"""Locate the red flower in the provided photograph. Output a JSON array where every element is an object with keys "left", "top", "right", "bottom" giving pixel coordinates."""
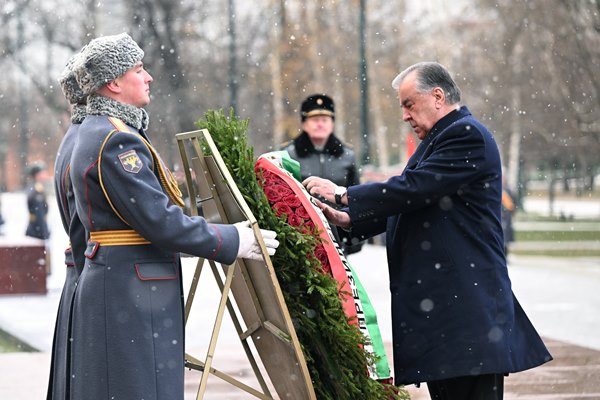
[
  {"left": 284, "top": 194, "right": 302, "bottom": 208},
  {"left": 264, "top": 186, "right": 283, "bottom": 203},
  {"left": 295, "top": 206, "right": 310, "bottom": 220},
  {"left": 273, "top": 202, "right": 293, "bottom": 218},
  {"left": 314, "top": 245, "right": 331, "bottom": 275},
  {"left": 271, "top": 183, "right": 293, "bottom": 197},
  {"left": 255, "top": 165, "right": 274, "bottom": 179},
  {"left": 288, "top": 213, "right": 303, "bottom": 227},
  {"left": 255, "top": 167, "right": 280, "bottom": 188},
  {"left": 299, "top": 220, "right": 315, "bottom": 235}
]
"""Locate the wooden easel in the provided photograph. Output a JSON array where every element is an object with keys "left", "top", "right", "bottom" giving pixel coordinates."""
[{"left": 176, "top": 129, "right": 316, "bottom": 400}]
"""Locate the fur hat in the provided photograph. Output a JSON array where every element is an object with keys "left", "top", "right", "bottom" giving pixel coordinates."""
[
  {"left": 58, "top": 49, "right": 87, "bottom": 105},
  {"left": 301, "top": 94, "right": 335, "bottom": 121},
  {"left": 74, "top": 33, "right": 144, "bottom": 96}
]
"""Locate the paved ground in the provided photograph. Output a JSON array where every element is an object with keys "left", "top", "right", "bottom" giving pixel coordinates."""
[
  {"left": 407, "top": 338, "right": 600, "bottom": 400},
  {"left": 1, "top": 335, "right": 599, "bottom": 399}
]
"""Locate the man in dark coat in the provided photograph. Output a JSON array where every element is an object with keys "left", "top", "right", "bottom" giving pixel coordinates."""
[
  {"left": 67, "top": 33, "right": 279, "bottom": 400},
  {"left": 281, "top": 94, "right": 363, "bottom": 254},
  {"left": 304, "top": 62, "right": 551, "bottom": 399}
]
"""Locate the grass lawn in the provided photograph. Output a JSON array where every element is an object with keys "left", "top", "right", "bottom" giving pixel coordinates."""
[
  {"left": 511, "top": 213, "right": 600, "bottom": 256},
  {"left": 516, "top": 230, "right": 600, "bottom": 241},
  {"left": 0, "top": 327, "right": 37, "bottom": 353},
  {"left": 512, "top": 249, "right": 600, "bottom": 257}
]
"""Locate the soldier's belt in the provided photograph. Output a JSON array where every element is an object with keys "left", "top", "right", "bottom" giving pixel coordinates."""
[{"left": 89, "top": 230, "right": 151, "bottom": 246}]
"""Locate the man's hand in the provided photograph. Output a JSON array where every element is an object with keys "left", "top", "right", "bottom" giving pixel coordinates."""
[
  {"left": 234, "top": 221, "right": 280, "bottom": 261},
  {"left": 313, "top": 198, "right": 352, "bottom": 229},
  {"left": 303, "top": 176, "right": 338, "bottom": 204}
]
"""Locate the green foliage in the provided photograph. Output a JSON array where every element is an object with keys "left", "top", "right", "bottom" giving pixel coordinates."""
[
  {"left": 515, "top": 230, "right": 600, "bottom": 241},
  {"left": 195, "top": 109, "right": 407, "bottom": 399},
  {"left": 0, "top": 328, "right": 37, "bottom": 353}
]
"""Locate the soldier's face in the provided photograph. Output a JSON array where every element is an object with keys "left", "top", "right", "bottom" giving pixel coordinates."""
[
  {"left": 114, "top": 62, "right": 153, "bottom": 108},
  {"left": 398, "top": 72, "right": 438, "bottom": 140},
  {"left": 302, "top": 115, "right": 334, "bottom": 145}
]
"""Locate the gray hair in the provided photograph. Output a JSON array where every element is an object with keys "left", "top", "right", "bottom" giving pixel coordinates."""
[{"left": 391, "top": 62, "right": 461, "bottom": 105}]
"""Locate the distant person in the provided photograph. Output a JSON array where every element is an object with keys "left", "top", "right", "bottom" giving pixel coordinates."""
[
  {"left": 67, "top": 33, "right": 279, "bottom": 400},
  {"left": 501, "top": 178, "right": 516, "bottom": 256},
  {"left": 281, "top": 94, "right": 363, "bottom": 254},
  {"left": 25, "top": 162, "right": 50, "bottom": 240},
  {"left": 0, "top": 195, "right": 5, "bottom": 235},
  {"left": 304, "top": 62, "right": 552, "bottom": 400}
]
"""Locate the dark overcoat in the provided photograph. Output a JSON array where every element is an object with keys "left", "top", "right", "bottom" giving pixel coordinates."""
[
  {"left": 282, "top": 131, "right": 359, "bottom": 188},
  {"left": 69, "top": 112, "right": 239, "bottom": 400},
  {"left": 47, "top": 111, "right": 87, "bottom": 400},
  {"left": 348, "top": 106, "right": 552, "bottom": 384}
]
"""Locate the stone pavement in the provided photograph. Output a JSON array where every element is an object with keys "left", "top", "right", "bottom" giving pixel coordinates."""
[
  {"left": 1, "top": 336, "right": 599, "bottom": 399},
  {"left": 406, "top": 338, "right": 600, "bottom": 400},
  {"left": 179, "top": 338, "right": 600, "bottom": 400}
]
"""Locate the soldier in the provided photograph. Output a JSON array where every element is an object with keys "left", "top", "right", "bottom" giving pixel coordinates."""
[
  {"left": 281, "top": 94, "right": 363, "bottom": 255},
  {"left": 67, "top": 33, "right": 279, "bottom": 400},
  {"left": 25, "top": 162, "right": 50, "bottom": 240},
  {"left": 46, "top": 48, "right": 88, "bottom": 400}
]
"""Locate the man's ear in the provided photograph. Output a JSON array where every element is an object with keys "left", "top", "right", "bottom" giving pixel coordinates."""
[
  {"left": 104, "top": 79, "right": 122, "bottom": 94},
  {"left": 433, "top": 87, "right": 445, "bottom": 107}
]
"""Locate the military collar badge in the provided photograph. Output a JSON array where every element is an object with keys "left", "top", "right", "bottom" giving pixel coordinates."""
[{"left": 118, "top": 149, "right": 143, "bottom": 173}]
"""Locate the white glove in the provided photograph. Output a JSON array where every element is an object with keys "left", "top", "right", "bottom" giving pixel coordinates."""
[{"left": 234, "top": 221, "right": 280, "bottom": 261}]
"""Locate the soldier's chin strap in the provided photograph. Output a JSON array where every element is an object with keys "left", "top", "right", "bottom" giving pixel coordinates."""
[{"left": 107, "top": 117, "right": 184, "bottom": 208}]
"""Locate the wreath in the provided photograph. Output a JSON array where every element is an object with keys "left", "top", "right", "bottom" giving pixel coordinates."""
[{"left": 195, "top": 109, "right": 408, "bottom": 400}]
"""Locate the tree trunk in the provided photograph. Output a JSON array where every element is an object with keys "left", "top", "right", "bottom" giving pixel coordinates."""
[
  {"left": 507, "top": 52, "right": 522, "bottom": 193},
  {"left": 270, "top": 0, "right": 286, "bottom": 147}
]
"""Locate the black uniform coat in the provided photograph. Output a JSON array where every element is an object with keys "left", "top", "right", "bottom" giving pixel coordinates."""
[
  {"left": 69, "top": 103, "right": 239, "bottom": 400},
  {"left": 347, "top": 106, "right": 551, "bottom": 384},
  {"left": 282, "top": 131, "right": 359, "bottom": 188},
  {"left": 47, "top": 106, "right": 87, "bottom": 400},
  {"left": 282, "top": 132, "right": 363, "bottom": 253}
]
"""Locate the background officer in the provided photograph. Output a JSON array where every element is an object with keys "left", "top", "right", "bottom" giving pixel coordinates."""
[{"left": 281, "top": 94, "right": 363, "bottom": 254}]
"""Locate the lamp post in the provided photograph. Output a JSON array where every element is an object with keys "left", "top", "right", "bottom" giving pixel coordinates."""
[{"left": 17, "top": 11, "right": 30, "bottom": 189}]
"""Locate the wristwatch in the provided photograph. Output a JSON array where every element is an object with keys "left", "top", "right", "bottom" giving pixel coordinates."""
[{"left": 334, "top": 186, "right": 347, "bottom": 205}]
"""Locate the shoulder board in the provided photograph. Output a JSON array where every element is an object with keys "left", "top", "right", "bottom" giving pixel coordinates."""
[{"left": 108, "top": 117, "right": 134, "bottom": 134}]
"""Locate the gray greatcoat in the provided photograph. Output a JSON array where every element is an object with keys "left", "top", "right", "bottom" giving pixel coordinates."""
[
  {"left": 47, "top": 106, "right": 87, "bottom": 400},
  {"left": 68, "top": 96, "right": 239, "bottom": 399}
]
